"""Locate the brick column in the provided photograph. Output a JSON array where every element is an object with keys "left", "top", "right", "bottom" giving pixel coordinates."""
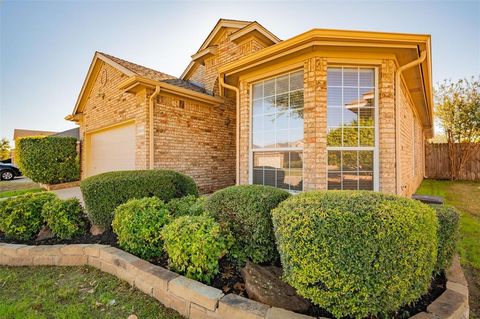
[
  {"left": 378, "top": 59, "right": 397, "bottom": 194},
  {"left": 238, "top": 80, "right": 250, "bottom": 185},
  {"left": 303, "top": 57, "right": 328, "bottom": 190}
]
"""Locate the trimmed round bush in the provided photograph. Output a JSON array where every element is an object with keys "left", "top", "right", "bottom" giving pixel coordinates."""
[
  {"left": 205, "top": 185, "right": 290, "bottom": 264},
  {"left": 16, "top": 136, "right": 79, "bottom": 184},
  {"left": 0, "top": 192, "right": 57, "bottom": 240},
  {"left": 42, "top": 198, "right": 85, "bottom": 239},
  {"left": 166, "top": 195, "right": 206, "bottom": 218},
  {"left": 162, "top": 215, "right": 232, "bottom": 283},
  {"left": 272, "top": 191, "right": 438, "bottom": 319},
  {"left": 431, "top": 204, "right": 460, "bottom": 272},
  {"left": 112, "top": 197, "right": 171, "bottom": 259},
  {"left": 81, "top": 170, "right": 198, "bottom": 229}
]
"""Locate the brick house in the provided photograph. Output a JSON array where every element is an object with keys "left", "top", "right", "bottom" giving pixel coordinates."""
[{"left": 66, "top": 19, "right": 433, "bottom": 197}]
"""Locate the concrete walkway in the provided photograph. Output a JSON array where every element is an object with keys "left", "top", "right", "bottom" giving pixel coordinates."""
[{"left": 52, "top": 187, "right": 84, "bottom": 205}]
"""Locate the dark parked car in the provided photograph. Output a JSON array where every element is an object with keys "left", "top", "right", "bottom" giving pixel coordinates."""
[{"left": 0, "top": 163, "right": 22, "bottom": 181}]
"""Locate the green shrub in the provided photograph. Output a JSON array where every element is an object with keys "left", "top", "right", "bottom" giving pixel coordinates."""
[
  {"left": 81, "top": 170, "right": 198, "bottom": 229},
  {"left": 166, "top": 195, "right": 207, "bottom": 218},
  {"left": 272, "top": 191, "right": 438, "bottom": 319},
  {"left": 16, "top": 136, "right": 79, "bottom": 184},
  {"left": 0, "top": 192, "right": 57, "bottom": 240},
  {"left": 112, "top": 197, "right": 171, "bottom": 259},
  {"left": 42, "top": 198, "right": 85, "bottom": 239},
  {"left": 205, "top": 185, "right": 290, "bottom": 264},
  {"left": 431, "top": 204, "right": 460, "bottom": 272},
  {"left": 162, "top": 215, "right": 232, "bottom": 283}
]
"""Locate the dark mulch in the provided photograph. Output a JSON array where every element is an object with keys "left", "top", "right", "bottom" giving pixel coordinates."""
[
  {"left": 0, "top": 221, "right": 119, "bottom": 247},
  {"left": 0, "top": 227, "right": 447, "bottom": 319}
]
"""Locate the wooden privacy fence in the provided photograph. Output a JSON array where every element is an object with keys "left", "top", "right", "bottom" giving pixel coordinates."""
[{"left": 425, "top": 143, "right": 480, "bottom": 180}]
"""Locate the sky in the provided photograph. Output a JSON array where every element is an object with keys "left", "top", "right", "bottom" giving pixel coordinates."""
[{"left": 1, "top": 0, "right": 479, "bottom": 144}]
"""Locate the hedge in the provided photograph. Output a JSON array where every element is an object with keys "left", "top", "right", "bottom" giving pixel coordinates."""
[
  {"left": 166, "top": 195, "right": 206, "bottom": 218},
  {"left": 162, "top": 215, "right": 233, "bottom": 283},
  {"left": 430, "top": 204, "right": 460, "bottom": 272},
  {"left": 42, "top": 198, "right": 85, "bottom": 239},
  {"left": 0, "top": 192, "right": 57, "bottom": 240},
  {"left": 16, "top": 136, "right": 79, "bottom": 184},
  {"left": 80, "top": 170, "right": 198, "bottom": 229},
  {"left": 112, "top": 197, "right": 171, "bottom": 259},
  {"left": 272, "top": 191, "right": 438, "bottom": 319},
  {"left": 205, "top": 185, "right": 290, "bottom": 264}
]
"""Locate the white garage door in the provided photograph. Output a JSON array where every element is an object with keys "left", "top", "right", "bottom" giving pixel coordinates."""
[{"left": 86, "top": 123, "right": 136, "bottom": 177}]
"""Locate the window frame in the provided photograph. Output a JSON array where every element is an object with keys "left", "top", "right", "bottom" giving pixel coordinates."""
[
  {"left": 326, "top": 66, "right": 380, "bottom": 191},
  {"left": 248, "top": 68, "right": 305, "bottom": 192}
]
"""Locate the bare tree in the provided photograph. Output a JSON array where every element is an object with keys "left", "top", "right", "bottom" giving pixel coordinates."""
[{"left": 435, "top": 77, "right": 480, "bottom": 180}]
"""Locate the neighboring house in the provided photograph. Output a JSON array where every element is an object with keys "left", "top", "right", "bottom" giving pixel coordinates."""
[
  {"left": 52, "top": 127, "right": 80, "bottom": 140},
  {"left": 13, "top": 129, "right": 58, "bottom": 140},
  {"left": 66, "top": 19, "right": 433, "bottom": 197}
]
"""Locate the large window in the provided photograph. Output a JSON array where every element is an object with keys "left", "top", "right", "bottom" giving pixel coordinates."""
[
  {"left": 327, "top": 67, "right": 377, "bottom": 190},
  {"left": 251, "top": 70, "right": 304, "bottom": 192}
]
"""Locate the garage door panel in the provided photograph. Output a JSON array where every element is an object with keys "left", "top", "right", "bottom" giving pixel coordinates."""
[{"left": 87, "top": 123, "right": 135, "bottom": 177}]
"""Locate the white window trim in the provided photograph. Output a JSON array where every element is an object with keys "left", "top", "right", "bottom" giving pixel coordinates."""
[
  {"left": 325, "top": 66, "right": 380, "bottom": 191},
  {"left": 248, "top": 69, "right": 305, "bottom": 192}
]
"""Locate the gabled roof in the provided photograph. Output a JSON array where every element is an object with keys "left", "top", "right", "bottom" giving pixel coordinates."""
[
  {"left": 97, "top": 52, "right": 207, "bottom": 94},
  {"left": 180, "top": 19, "right": 281, "bottom": 80},
  {"left": 69, "top": 52, "right": 211, "bottom": 118},
  {"left": 196, "top": 19, "right": 252, "bottom": 53}
]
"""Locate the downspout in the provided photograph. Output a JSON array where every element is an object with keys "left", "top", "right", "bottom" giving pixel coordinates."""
[
  {"left": 395, "top": 50, "right": 426, "bottom": 194},
  {"left": 149, "top": 86, "right": 161, "bottom": 169},
  {"left": 219, "top": 76, "right": 240, "bottom": 185}
]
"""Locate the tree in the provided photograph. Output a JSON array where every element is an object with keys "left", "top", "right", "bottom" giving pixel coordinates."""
[
  {"left": 435, "top": 77, "right": 480, "bottom": 180},
  {"left": 0, "top": 138, "right": 11, "bottom": 161}
]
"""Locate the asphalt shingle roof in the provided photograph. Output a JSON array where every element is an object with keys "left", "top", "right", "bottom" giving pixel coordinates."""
[{"left": 98, "top": 52, "right": 209, "bottom": 95}]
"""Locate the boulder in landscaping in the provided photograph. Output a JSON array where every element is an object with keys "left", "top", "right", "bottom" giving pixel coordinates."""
[{"left": 241, "top": 262, "right": 310, "bottom": 313}]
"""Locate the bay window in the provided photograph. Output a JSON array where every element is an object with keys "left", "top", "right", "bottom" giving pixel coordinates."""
[
  {"left": 251, "top": 70, "right": 304, "bottom": 192},
  {"left": 327, "top": 67, "right": 378, "bottom": 190}
]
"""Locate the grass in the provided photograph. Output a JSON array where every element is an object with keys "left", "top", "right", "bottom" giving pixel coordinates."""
[
  {"left": 0, "top": 178, "right": 40, "bottom": 193},
  {"left": 0, "top": 188, "right": 44, "bottom": 198},
  {"left": 416, "top": 179, "right": 480, "bottom": 318},
  {"left": 0, "top": 265, "right": 184, "bottom": 319}
]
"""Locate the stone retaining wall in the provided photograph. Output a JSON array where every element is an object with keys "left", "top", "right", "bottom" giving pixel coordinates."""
[{"left": 0, "top": 243, "right": 469, "bottom": 319}]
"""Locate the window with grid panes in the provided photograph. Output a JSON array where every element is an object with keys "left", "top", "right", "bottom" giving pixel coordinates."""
[
  {"left": 251, "top": 70, "right": 304, "bottom": 192},
  {"left": 327, "top": 67, "right": 376, "bottom": 190}
]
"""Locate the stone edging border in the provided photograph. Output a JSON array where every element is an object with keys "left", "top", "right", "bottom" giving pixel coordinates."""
[
  {"left": 39, "top": 180, "right": 81, "bottom": 191},
  {"left": 0, "top": 243, "right": 469, "bottom": 319}
]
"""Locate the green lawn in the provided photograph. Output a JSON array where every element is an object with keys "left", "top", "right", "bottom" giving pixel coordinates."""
[
  {"left": 0, "top": 188, "right": 44, "bottom": 198},
  {"left": 416, "top": 179, "right": 480, "bottom": 318},
  {"left": 0, "top": 266, "right": 184, "bottom": 319}
]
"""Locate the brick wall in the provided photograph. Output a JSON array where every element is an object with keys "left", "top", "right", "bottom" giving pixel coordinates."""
[
  {"left": 187, "top": 29, "right": 269, "bottom": 95},
  {"left": 399, "top": 81, "right": 425, "bottom": 196},
  {"left": 79, "top": 62, "right": 149, "bottom": 179},
  {"left": 152, "top": 94, "right": 236, "bottom": 193}
]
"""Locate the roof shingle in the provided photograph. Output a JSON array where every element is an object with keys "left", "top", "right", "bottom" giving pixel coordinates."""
[{"left": 98, "top": 52, "right": 209, "bottom": 95}]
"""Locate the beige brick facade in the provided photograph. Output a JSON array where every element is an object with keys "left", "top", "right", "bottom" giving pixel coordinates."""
[
  {"left": 74, "top": 22, "right": 432, "bottom": 197},
  {"left": 152, "top": 94, "right": 236, "bottom": 193},
  {"left": 235, "top": 55, "right": 426, "bottom": 195},
  {"left": 79, "top": 62, "right": 149, "bottom": 178},
  {"left": 399, "top": 81, "right": 425, "bottom": 197}
]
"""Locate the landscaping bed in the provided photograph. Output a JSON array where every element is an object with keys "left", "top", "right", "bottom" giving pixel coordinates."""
[{"left": 0, "top": 170, "right": 468, "bottom": 319}]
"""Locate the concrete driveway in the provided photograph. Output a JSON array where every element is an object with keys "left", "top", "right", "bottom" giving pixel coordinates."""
[{"left": 52, "top": 187, "right": 84, "bottom": 205}]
